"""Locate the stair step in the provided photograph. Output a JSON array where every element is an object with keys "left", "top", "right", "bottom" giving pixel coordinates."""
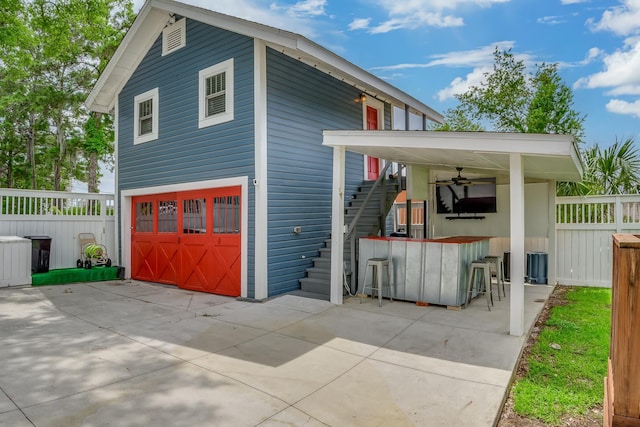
[
  {"left": 349, "top": 197, "right": 384, "bottom": 206},
  {"left": 312, "top": 257, "right": 330, "bottom": 267},
  {"left": 300, "top": 277, "right": 330, "bottom": 295},
  {"left": 318, "top": 247, "right": 332, "bottom": 258},
  {"left": 306, "top": 267, "right": 330, "bottom": 280},
  {"left": 344, "top": 215, "right": 381, "bottom": 224},
  {"left": 345, "top": 206, "right": 381, "bottom": 216}
]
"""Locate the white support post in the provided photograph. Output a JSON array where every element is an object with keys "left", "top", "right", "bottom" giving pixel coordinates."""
[
  {"left": 330, "top": 145, "right": 346, "bottom": 304},
  {"left": 547, "top": 180, "right": 557, "bottom": 285},
  {"left": 253, "top": 39, "right": 268, "bottom": 300},
  {"left": 509, "top": 153, "right": 525, "bottom": 336}
]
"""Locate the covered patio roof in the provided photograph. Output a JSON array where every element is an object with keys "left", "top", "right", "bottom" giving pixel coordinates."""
[
  {"left": 324, "top": 130, "right": 583, "bottom": 337},
  {"left": 323, "top": 130, "right": 583, "bottom": 183}
]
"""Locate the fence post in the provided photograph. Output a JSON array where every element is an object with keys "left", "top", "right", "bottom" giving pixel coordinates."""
[
  {"left": 615, "top": 196, "right": 623, "bottom": 233},
  {"left": 606, "top": 234, "right": 640, "bottom": 426}
]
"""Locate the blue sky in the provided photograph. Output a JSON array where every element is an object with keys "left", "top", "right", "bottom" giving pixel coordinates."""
[{"left": 130, "top": 0, "right": 639, "bottom": 148}]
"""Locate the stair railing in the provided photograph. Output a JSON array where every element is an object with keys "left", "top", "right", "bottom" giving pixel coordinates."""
[{"left": 344, "top": 162, "right": 403, "bottom": 293}]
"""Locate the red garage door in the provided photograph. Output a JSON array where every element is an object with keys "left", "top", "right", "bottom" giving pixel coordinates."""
[{"left": 131, "top": 186, "right": 241, "bottom": 296}]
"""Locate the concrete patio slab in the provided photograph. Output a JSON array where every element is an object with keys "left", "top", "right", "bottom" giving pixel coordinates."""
[
  {"left": 56, "top": 296, "right": 185, "bottom": 328},
  {"left": 0, "top": 306, "right": 98, "bottom": 347},
  {"left": 0, "top": 391, "right": 17, "bottom": 413},
  {"left": 22, "top": 363, "right": 289, "bottom": 427},
  {"left": 204, "top": 301, "right": 318, "bottom": 332},
  {"left": 263, "top": 294, "right": 334, "bottom": 315},
  {"left": 257, "top": 406, "right": 327, "bottom": 426},
  {"left": 0, "top": 279, "right": 552, "bottom": 426},
  {"left": 111, "top": 312, "right": 268, "bottom": 361},
  {"left": 342, "top": 294, "right": 437, "bottom": 320},
  {"left": 0, "top": 410, "right": 32, "bottom": 427},
  {"left": 0, "top": 328, "right": 181, "bottom": 408},
  {"left": 296, "top": 358, "right": 503, "bottom": 427},
  {"left": 193, "top": 332, "right": 362, "bottom": 404},
  {"left": 276, "top": 305, "right": 414, "bottom": 357}
]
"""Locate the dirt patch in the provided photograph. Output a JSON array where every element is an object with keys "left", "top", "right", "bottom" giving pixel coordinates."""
[{"left": 497, "top": 285, "right": 603, "bottom": 427}]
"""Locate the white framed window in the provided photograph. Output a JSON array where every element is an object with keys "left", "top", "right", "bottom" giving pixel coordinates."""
[
  {"left": 162, "top": 17, "right": 186, "bottom": 56},
  {"left": 198, "top": 58, "right": 234, "bottom": 128},
  {"left": 134, "top": 88, "right": 159, "bottom": 145}
]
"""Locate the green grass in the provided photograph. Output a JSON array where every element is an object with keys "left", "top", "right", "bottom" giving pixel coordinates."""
[{"left": 512, "top": 287, "right": 611, "bottom": 424}]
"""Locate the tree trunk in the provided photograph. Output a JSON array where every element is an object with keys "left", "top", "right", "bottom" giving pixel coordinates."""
[
  {"left": 87, "top": 112, "right": 103, "bottom": 193},
  {"left": 53, "top": 113, "right": 65, "bottom": 191},
  {"left": 27, "top": 114, "right": 37, "bottom": 190},
  {"left": 88, "top": 151, "right": 98, "bottom": 193}
]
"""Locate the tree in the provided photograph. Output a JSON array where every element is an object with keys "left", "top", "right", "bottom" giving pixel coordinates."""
[
  {"left": 558, "top": 137, "right": 640, "bottom": 196},
  {"left": 0, "top": 0, "right": 134, "bottom": 191},
  {"left": 434, "top": 49, "right": 585, "bottom": 141}
]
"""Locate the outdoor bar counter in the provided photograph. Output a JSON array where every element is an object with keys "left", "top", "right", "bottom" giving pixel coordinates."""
[{"left": 359, "top": 236, "right": 490, "bottom": 307}]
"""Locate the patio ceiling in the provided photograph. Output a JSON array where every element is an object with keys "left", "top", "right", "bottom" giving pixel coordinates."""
[{"left": 323, "top": 130, "right": 583, "bottom": 183}]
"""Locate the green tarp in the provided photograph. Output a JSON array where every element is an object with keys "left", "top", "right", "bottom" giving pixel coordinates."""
[{"left": 31, "top": 267, "right": 121, "bottom": 286}]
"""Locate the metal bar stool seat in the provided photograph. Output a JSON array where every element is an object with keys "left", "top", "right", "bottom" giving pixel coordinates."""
[
  {"left": 483, "top": 255, "right": 506, "bottom": 300},
  {"left": 360, "top": 258, "right": 392, "bottom": 307},
  {"left": 465, "top": 261, "right": 494, "bottom": 311}
]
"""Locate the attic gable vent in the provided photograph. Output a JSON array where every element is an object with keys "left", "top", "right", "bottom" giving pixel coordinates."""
[{"left": 162, "top": 17, "right": 186, "bottom": 56}]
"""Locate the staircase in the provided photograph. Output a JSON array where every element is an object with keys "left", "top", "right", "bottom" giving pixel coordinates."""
[{"left": 299, "top": 175, "right": 403, "bottom": 298}]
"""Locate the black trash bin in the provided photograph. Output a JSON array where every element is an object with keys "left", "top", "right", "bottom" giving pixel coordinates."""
[
  {"left": 526, "top": 251, "right": 548, "bottom": 284},
  {"left": 24, "top": 236, "right": 51, "bottom": 273},
  {"left": 503, "top": 251, "right": 510, "bottom": 281}
]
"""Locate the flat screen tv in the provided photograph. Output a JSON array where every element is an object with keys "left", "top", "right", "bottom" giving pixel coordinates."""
[{"left": 436, "top": 178, "right": 497, "bottom": 214}]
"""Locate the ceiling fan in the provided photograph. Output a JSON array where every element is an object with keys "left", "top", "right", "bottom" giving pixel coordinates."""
[{"left": 432, "top": 167, "right": 490, "bottom": 186}]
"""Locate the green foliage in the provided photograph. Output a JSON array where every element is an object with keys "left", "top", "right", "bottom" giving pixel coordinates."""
[
  {"left": 0, "top": 0, "right": 134, "bottom": 191},
  {"left": 435, "top": 49, "right": 585, "bottom": 139},
  {"left": 558, "top": 137, "right": 640, "bottom": 196},
  {"left": 512, "top": 287, "right": 611, "bottom": 424}
]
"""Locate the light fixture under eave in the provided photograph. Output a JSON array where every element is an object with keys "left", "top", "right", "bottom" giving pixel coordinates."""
[{"left": 359, "top": 93, "right": 367, "bottom": 103}]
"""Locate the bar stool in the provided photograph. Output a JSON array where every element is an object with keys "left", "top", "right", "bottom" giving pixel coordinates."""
[
  {"left": 483, "top": 255, "right": 506, "bottom": 300},
  {"left": 360, "top": 258, "right": 392, "bottom": 307},
  {"left": 465, "top": 261, "right": 493, "bottom": 311}
]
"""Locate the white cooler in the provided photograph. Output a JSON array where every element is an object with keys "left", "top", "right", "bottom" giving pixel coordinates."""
[{"left": 0, "top": 236, "right": 32, "bottom": 287}]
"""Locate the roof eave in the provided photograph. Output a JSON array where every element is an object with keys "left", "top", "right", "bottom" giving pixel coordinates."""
[
  {"left": 86, "top": 2, "right": 170, "bottom": 112},
  {"left": 86, "top": 0, "right": 443, "bottom": 122}
]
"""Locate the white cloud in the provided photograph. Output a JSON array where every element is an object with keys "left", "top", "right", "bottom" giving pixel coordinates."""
[
  {"left": 537, "top": 15, "right": 566, "bottom": 25},
  {"left": 350, "top": 0, "right": 509, "bottom": 33},
  {"left": 272, "top": 0, "right": 327, "bottom": 18},
  {"left": 584, "top": 47, "right": 605, "bottom": 63},
  {"left": 370, "top": 12, "right": 463, "bottom": 33},
  {"left": 437, "top": 66, "right": 491, "bottom": 101},
  {"left": 133, "top": 0, "right": 324, "bottom": 38},
  {"left": 348, "top": 18, "right": 371, "bottom": 31},
  {"left": 371, "top": 40, "right": 519, "bottom": 72},
  {"left": 372, "top": 40, "right": 536, "bottom": 103},
  {"left": 589, "top": 0, "right": 640, "bottom": 36},
  {"left": 574, "top": 37, "right": 640, "bottom": 93},
  {"left": 606, "top": 99, "right": 640, "bottom": 117}
]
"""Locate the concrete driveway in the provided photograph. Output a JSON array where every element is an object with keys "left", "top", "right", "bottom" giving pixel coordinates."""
[{"left": 0, "top": 280, "right": 551, "bottom": 426}]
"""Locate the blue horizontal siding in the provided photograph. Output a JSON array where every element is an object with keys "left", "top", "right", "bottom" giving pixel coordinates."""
[
  {"left": 266, "top": 48, "right": 364, "bottom": 296},
  {"left": 117, "top": 19, "right": 257, "bottom": 296}
]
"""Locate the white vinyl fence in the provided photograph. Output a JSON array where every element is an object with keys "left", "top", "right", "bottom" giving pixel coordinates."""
[
  {"left": 0, "top": 188, "right": 115, "bottom": 270},
  {"left": 555, "top": 195, "right": 640, "bottom": 287}
]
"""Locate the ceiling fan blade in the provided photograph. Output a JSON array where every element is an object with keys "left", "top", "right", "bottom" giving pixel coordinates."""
[{"left": 430, "top": 180, "right": 455, "bottom": 185}]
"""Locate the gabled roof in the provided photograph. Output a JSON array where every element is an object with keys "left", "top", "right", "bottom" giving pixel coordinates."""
[{"left": 86, "top": 0, "right": 443, "bottom": 123}]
